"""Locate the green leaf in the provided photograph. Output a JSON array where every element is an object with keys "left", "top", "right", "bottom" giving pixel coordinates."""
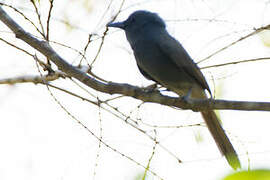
[{"left": 223, "top": 169, "right": 270, "bottom": 180}]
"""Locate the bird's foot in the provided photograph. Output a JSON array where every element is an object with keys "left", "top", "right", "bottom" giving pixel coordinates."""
[
  {"left": 181, "top": 88, "right": 192, "bottom": 103},
  {"left": 143, "top": 83, "right": 158, "bottom": 93}
]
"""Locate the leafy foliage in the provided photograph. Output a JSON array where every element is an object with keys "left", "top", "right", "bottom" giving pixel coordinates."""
[{"left": 224, "top": 169, "right": 270, "bottom": 180}]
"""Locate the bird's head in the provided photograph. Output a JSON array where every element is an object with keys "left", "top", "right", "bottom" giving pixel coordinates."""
[{"left": 107, "top": 10, "right": 166, "bottom": 32}]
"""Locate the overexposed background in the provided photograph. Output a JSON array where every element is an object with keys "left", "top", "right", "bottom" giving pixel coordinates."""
[{"left": 1, "top": 0, "right": 270, "bottom": 179}]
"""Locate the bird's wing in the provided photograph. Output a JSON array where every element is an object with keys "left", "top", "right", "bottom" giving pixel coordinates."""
[{"left": 156, "top": 33, "right": 211, "bottom": 95}]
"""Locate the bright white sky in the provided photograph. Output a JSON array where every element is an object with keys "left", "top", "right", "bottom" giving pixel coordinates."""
[{"left": 1, "top": 0, "right": 270, "bottom": 180}]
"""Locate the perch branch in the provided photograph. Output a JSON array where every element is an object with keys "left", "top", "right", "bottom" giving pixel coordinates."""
[{"left": 0, "top": 6, "right": 270, "bottom": 112}]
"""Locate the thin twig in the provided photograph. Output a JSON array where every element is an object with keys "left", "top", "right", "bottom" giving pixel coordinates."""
[
  {"left": 0, "top": 37, "right": 33, "bottom": 56},
  {"left": 89, "top": 0, "right": 125, "bottom": 68},
  {"left": 67, "top": 79, "right": 184, "bottom": 163},
  {"left": 167, "top": 18, "right": 253, "bottom": 28},
  {"left": 29, "top": 0, "right": 46, "bottom": 38},
  {"left": 49, "top": 39, "right": 88, "bottom": 63},
  {"left": 79, "top": 0, "right": 114, "bottom": 66},
  {"left": 103, "top": 95, "right": 126, "bottom": 103},
  {"left": 79, "top": 33, "right": 93, "bottom": 65},
  {"left": 201, "top": 57, "right": 270, "bottom": 69},
  {"left": 196, "top": 28, "right": 251, "bottom": 57},
  {"left": 95, "top": 0, "right": 114, "bottom": 30},
  {"left": 93, "top": 104, "right": 103, "bottom": 180},
  {"left": 0, "top": 37, "right": 53, "bottom": 72},
  {"left": 0, "top": 73, "right": 63, "bottom": 84},
  {"left": 0, "top": 2, "right": 44, "bottom": 37},
  {"left": 33, "top": 56, "right": 164, "bottom": 179},
  {"left": 143, "top": 130, "right": 157, "bottom": 180},
  {"left": 46, "top": 0, "right": 54, "bottom": 40},
  {"left": 197, "top": 25, "right": 270, "bottom": 64},
  {"left": 139, "top": 122, "right": 203, "bottom": 129},
  {"left": 40, "top": 82, "right": 164, "bottom": 179}
]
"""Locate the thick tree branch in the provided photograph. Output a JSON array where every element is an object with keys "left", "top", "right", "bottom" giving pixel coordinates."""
[{"left": 0, "top": 6, "right": 270, "bottom": 112}]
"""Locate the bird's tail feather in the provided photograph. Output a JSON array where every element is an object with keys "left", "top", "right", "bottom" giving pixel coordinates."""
[
  {"left": 200, "top": 110, "right": 241, "bottom": 170},
  {"left": 188, "top": 87, "right": 241, "bottom": 169}
]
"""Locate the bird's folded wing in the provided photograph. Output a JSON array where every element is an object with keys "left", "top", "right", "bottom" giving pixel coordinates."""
[{"left": 156, "top": 33, "right": 211, "bottom": 95}]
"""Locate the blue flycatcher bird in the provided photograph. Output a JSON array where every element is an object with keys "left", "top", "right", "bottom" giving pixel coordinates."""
[{"left": 107, "top": 10, "right": 241, "bottom": 170}]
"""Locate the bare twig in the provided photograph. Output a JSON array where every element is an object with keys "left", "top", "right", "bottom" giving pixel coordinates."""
[
  {"left": 93, "top": 104, "right": 103, "bottom": 180},
  {"left": 95, "top": 0, "right": 114, "bottom": 30},
  {"left": 79, "top": 33, "right": 93, "bottom": 65},
  {"left": 0, "top": 37, "right": 33, "bottom": 56},
  {"left": 38, "top": 83, "right": 163, "bottom": 179},
  {"left": 0, "top": 37, "right": 53, "bottom": 72},
  {"left": 89, "top": 31, "right": 107, "bottom": 67},
  {"left": 49, "top": 39, "right": 88, "bottom": 63},
  {"left": 0, "top": 72, "right": 64, "bottom": 84},
  {"left": 45, "top": 79, "right": 184, "bottom": 163},
  {"left": 36, "top": 62, "right": 163, "bottom": 179},
  {"left": 201, "top": 57, "right": 270, "bottom": 69},
  {"left": 167, "top": 18, "right": 253, "bottom": 28},
  {"left": 103, "top": 95, "right": 125, "bottom": 103},
  {"left": 29, "top": 0, "right": 46, "bottom": 38},
  {"left": 139, "top": 122, "right": 203, "bottom": 129},
  {"left": 89, "top": 0, "right": 125, "bottom": 68},
  {"left": 197, "top": 25, "right": 270, "bottom": 64},
  {"left": 46, "top": 0, "right": 54, "bottom": 40},
  {"left": 33, "top": 58, "right": 164, "bottom": 178},
  {"left": 0, "top": 3, "right": 44, "bottom": 37},
  {"left": 143, "top": 130, "right": 157, "bottom": 180}
]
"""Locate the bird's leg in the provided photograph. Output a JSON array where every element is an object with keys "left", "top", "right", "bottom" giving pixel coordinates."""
[
  {"left": 143, "top": 83, "right": 158, "bottom": 93},
  {"left": 181, "top": 88, "right": 192, "bottom": 103}
]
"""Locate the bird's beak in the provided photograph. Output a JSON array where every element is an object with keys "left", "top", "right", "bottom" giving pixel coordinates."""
[{"left": 107, "top": 21, "right": 125, "bottom": 29}]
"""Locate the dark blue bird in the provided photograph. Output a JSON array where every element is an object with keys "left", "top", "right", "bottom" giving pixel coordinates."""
[{"left": 107, "top": 10, "right": 241, "bottom": 170}]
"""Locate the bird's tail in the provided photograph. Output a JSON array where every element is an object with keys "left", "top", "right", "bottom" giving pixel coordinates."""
[
  {"left": 200, "top": 110, "right": 241, "bottom": 170},
  {"left": 187, "top": 87, "right": 241, "bottom": 169}
]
